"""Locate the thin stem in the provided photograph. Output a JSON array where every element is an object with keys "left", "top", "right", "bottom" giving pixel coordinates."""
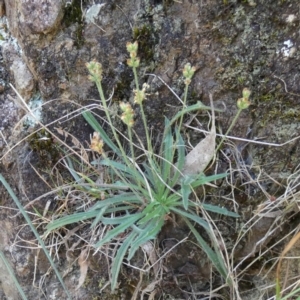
[
  {"left": 178, "top": 84, "right": 189, "bottom": 132},
  {"left": 139, "top": 104, "right": 153, "bottom": 153},
  {"left": 94, "top": 79, "right": 131, "bottom": 166},
  {"left": 215, "top": 108, "right": 243, "bottom": 153},
  {"left": 132, "top": 67, "right": 140, "bottom": 92},
  {"left": 127, "top": 127, "right": 135, "bottom": 164},
  {"left": 127, "top": 127, "right": 142, "bottom": 189},
  {"left": 132, "top": 67, "right": 152, "bottom": 153}
]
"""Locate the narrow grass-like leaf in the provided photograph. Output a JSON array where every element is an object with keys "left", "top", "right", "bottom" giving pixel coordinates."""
[
  {"left": 170, "top": 130, "right": 185, "bottom": 187},
  {"left": 128, "top": 217, "right": 164, "bottom": 260},
  {"left": 165, "top": 102, "right": 223, "bottom": 133},
  {"left": 94, "top": 213, "right": 143, "bottom": 248},
  {"left": 99, "top": 159, "right": 144, "bottom": 183},
  {"left": 170, "top": 207, "right": 209, "bottom": 230},
  {"left": 280, "top": 287, "right": 300, "bottom": 300},
  {"left": 202, "top": 203, "right": 239, "bottom": 217},
  {"left": 163, "top": 192, "right": 181, "bottom": 206},
  {"left": 0, "top": 174, "right": 71, "bottom": 299},
  {"left": 90, "top": 207, "right": 107, "bottom": 228},
  {"left": 46, "top": 210, "right": 100, "bottom": 231},
  {"left": 142, "top": 163, "right": 157, "bottom": 187},
  {"left": 105, "top": 205, "right": 137, "bottom": 214},
  {"left": 146, "top": 157, "right": 163, "bottom": 193},
  {"left": 138, "top": 201, "right": 159, "bottom": 218},
  {"left": 82, "top": 110, "right": 120, "bottom": 155},
  {"left": 180, "top": 175, "right": 195, "bottom": 210},
  {"left": 47, "top": 193, "right": 141, "bottom": 231},
  {"left": 0, "top": 250, "right": 28, "bottom": 300},
  {"left": 183, "top": 217, "right": 228, "bottom": 281},
  {"left": 181, "top": 183, "right": 191, "bottom": 210},
  {"left": 137, "top": 204, "right": 167, "bottom": 225},
  {"left": 90, "top": 193, "right": 140, "bottom": 211},
  {"left": 102, "top": 213, "right": 141, "bottom": 225},
  {"left": 161, "top": 117, "right": 174, "bottom": 182},
  {"left": 191, "top": 173, "right": 227, "bottom": 188},
  {"left": 65, "top": 156, "right": 84, "bottom": 184},
  {"left": 111, "top": 231, "right": 136, "bottom": 290}
]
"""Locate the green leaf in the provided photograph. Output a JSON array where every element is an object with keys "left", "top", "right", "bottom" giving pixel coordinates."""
[
  {"left": 47, "top": 193, "right": 141, "bottom": 232},
  {"left": 90, "top": 207, "right": 107, "bottom": 228},
  {"left": 46, "top": 210, "right": 100, "bottom": 232},
  {"left": 191, "top": 173, "right": 227, "bottom": 188},
  {"left": 111, "top": 231, "right": 136, "bottom": 291},
  {"left": 82, "top": 110, "right": 121, "bottom": 155},
  {"left": 102, "top": 213, "right": 141, "bottom": 225},
  {"left": 170, "top": 207, "right": 209, "bottom": 230},
  {"left": 92, "top": 205, "right": 137, "bottom": 228},
  {"left": 138, "top": 204, "right": 167, "bottom": 225},
  {"left": 165, "top": 102, "right": 223, "bottom": 132},
  {"left": 65, "top": 156, "right": 85, "bottom": 185},
  {"left": 99, "top": 159, "right": 144, "bottom": 183},
  {"left": 0, "top": 250, "right": 28, "bottom": 300},
  {"left": 180, "top": 174, "right": 196, "bottom": 210},
  {"left": 202, "top": 203, "right": 239, "bottom": 218},
  {"left": 0, "top": 174, "right": 71, "bottom": 298},
  {"left": 161, "top": 117, "right": 174, "bottom": 182},
  {"left": 183, "top": 217, "right": 229, "bottom": 281},
  {"left": 142, "top": 163, "right": 157, "bottom": 187},
  {"left": 90, "top": 193, "right": 140, "bottom": 211},
  {"left": 146, "top": 157, "right": 163, "bottom": 193},
  {"left": 181, "top": 183, "right": 191, "bottom": 210},
  {"left": 170, "top": 129, "right": 185, "bottom": 187},
  {"left": 138, "top": 201, "right": 158, "bottom": 219},
  {"left": 94, "top": 213, "right": 143, "bottom": 248},
  {"left": 128, "top": 217, "right": 164, "bottom": 260}
]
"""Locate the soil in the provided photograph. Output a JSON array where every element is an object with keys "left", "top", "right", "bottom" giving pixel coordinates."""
[{"left": 1, "top": 0, "right": 300, "bottom": 299}]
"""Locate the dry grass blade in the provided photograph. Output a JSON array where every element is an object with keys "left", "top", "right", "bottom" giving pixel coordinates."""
[
  {"left": 182, "top": 93, "right": 216, "bottom": 175},
  {"left": 276, "top": 231, "right": 300, "bottom": 297}
]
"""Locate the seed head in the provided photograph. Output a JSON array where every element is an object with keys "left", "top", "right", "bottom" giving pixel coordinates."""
[
  {"left": 183, "top": 63, "right": 196, "bottom": 85},
  {"left": 237, "top": 88, "right": 251, "bottom": 109},
  {"left": 120, "top": 102, "right": 134, "bottom": 127},
  {"left": 86, "top": 60, "right": 103, "bottom": 82},
  {"left": 90, "top": 132, "right": 104, "bottom": 154}
]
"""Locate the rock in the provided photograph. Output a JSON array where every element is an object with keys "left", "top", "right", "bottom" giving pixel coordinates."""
[
  {"left": 9, "top": 58, "right": 35, "bottom": 101},
  {"left": 0, "top": 0, "right": 5, "bottom": 17}
]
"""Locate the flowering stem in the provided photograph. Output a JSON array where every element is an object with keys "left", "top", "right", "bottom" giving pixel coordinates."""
[
  {"left": 215, "top": 108, "right": 243, "bottom": 153},
  {"left": 94, "top": 78, "right": 131, "bottom": 166},
  {"left": 132, "top": 66, "right": 152, "bottom": 153},
  {"left": 127, "top": 127, "right": 135, "bottom": 165},
  {"left": 132, "top": 67, "right": 140, "bottom": 94},
  {"left": 216, "top": 88, "right": 251, "bottom": 153},
  {"left": 178, "top": 84, "right": 189, "bottom": 132}
]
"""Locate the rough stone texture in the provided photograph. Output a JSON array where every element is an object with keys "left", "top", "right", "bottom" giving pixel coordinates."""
[
  {"left": 9, "top": 58, "right": 35, "bottom": 101},
  {"left": 0, "top": 0, "right": 299, "bottom": 299}
]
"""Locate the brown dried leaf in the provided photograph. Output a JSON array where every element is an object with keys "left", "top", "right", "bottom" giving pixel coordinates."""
[
  {"left": 75, "top": 248, "right": 89, "bottom": 290},
  {"left": 141, "top": 242, "right": 159, "bottom": 277},
  {"left": 182, "top": 93, "right": 216, "bottom": 175}
]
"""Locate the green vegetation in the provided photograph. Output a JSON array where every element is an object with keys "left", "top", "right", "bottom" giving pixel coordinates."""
[
  {"left": 0, "top": 174, "right": 71, "bottom": 299},
  {"left": 45, "top": 41, "right": 241, "bottom": 290}
]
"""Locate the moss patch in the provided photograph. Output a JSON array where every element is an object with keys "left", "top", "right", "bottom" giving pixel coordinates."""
[
  {"left": 63, "top": 0, "right": 85, "bottom": 48},
  {"left": 132, "top": 24, "right": 158, "bottom": 64}
]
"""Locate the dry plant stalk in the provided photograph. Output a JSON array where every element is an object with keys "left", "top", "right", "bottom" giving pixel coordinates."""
[{"left": 276, "top": 231, "right": 300, "bottom": 293}]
